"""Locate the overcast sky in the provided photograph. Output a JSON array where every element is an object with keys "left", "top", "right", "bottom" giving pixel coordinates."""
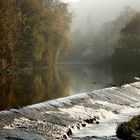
[{"left": 71, "top": 0, "right": 140, "bottom": 31}]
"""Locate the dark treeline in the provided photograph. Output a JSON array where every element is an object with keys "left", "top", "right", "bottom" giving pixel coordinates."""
[
  {"left": 62, "top": 6, "right": 140, "bottom": 68},
  {"left": 113, "top": 12, "right": 140, "bottom": 70},
  {"left": 0, "top": 0, "right": 71, "bottom": 72}
]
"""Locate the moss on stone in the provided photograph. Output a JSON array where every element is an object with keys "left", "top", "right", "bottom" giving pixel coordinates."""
[{"left": 116, "top": 115, "right": 140, "bottom": 140}]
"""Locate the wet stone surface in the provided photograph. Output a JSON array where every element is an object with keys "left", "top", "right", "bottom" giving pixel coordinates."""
[{"left": 0, "top": 82, "right": 140, "bottom": 139}]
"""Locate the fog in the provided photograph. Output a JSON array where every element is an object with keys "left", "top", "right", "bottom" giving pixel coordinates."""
[
  {"left": 70, "top": 0, "right": 140, "bottom": 31},
  {"left": 61, "top": 0, "right": 140, "bottom": 67}
]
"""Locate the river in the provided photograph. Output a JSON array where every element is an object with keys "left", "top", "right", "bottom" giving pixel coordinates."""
[
  {"left": 0, "top": 64, "right": 140, "bottom": 139},
  {"left": 0, "top": 63, "right": 139, "bottom": 111}
]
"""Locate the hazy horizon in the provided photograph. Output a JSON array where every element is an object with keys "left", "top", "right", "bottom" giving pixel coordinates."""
[{"left": 70, "top": 0, "right": 140, "bottom": 31}]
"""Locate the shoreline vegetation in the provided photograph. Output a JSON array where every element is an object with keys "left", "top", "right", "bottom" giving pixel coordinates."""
[
  {"left": 0, "top": 0, "right": 71, "bottom": 73},
  {"left": 116, "top": 115, "right": 140, "bottom": 140}
]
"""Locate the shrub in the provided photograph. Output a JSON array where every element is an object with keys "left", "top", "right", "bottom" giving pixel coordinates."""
[{"left": 116, "top": 115, "right": 140, "bottom": 140}]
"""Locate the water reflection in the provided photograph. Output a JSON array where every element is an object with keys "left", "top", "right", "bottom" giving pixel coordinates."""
[
  {"left": 59, "top": 64, "right": 113, "bottom": 94},
  {"left": 0, "top": 64, "right": 139, "bottom": 111},
  {"left": 0, "top": 66, "right": 71, "bottom": 111}
]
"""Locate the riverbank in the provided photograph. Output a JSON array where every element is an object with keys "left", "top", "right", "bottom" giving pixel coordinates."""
[{"left": 0, "top": 82, "right": 140, "bottom": 139}]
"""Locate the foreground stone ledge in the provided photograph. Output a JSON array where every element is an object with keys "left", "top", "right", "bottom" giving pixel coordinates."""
[{"left": 0, "top": 82, "right": 140, "bottom": 139}]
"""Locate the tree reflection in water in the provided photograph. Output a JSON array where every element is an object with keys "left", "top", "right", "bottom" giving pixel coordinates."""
[
  {"left": 0, "top": 66, "right": 71, "bottom": 111},
  {"left": 0, "top": 64, "right": 139, "bottom": 111}
]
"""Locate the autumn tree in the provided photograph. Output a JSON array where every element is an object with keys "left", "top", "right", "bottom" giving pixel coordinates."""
[
  {"left": 0, "top": 0, "right": 21, "bottom": 71},
  {"left": 0, "top": 0, "right": 71, "bottom": 71},
  {"left": 42, "top": 0, "right": 71, "bottom": 64}
]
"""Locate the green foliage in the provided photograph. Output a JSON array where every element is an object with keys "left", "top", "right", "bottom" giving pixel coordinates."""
[
  {"left": 121, "top": 13, "right": 140, "bottom": 36},
  {"left": 116, "top": 115, "right": 140, "bottom": 140},
  {"left": 113, "top": 12, "right": 140, "bottom": 69},
  {"left": 120, "top": 13, "right": 140, "bottom": 50}
]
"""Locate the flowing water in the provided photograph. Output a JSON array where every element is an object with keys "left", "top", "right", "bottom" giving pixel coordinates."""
[
  {"left": 71, "top": 82, "right": 140, "bottom": 140},
  {"left": 72, "top": 101, "right": 140, "bottom": 139},
  {"left": 1, "top": 63, "right": 140, "bottom": 139}
]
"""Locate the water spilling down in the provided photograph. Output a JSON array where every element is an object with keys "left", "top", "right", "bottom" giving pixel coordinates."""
[
  {"left": 1, "top": 63, "right": 140, "bottom": 139},
  {"left": 72, "top": 102, "right": 140, "bottom": 139},
  {"left": 0, "top": 77, "right": 140, "bottom": 139}
]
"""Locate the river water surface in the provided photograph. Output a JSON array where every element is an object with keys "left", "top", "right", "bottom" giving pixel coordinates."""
[
  {"left": 0, "top": 64, "right": 139, "bottom": 111},
  {"left": 0, "top": 63, "right": 140, "bottom": 139}
]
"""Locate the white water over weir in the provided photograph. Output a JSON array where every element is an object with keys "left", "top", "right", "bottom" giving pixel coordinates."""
[{"left": 0, "top": 82, "right": 140, "bottom": 139}]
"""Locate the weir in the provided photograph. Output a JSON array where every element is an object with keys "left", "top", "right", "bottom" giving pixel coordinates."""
[{"left": 0, "top": 82, "right": 140, "bottom": 139}]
